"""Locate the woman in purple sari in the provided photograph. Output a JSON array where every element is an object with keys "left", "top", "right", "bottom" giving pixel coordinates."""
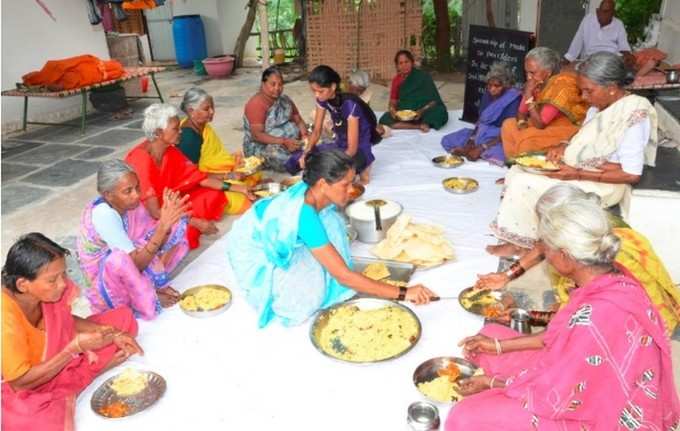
[
  {"left": 441, "top": 62, "right": 521, "bottom": 165},
  {"left": 289, "top": 65, "right": 381, "bottom": 184},
  {"left": 77, "top": 160, "right": 190, "bottom": 320}
]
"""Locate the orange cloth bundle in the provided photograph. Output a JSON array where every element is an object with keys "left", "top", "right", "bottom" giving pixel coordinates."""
[
  {"left": 122, "top": 0, "right": 157, "bottom": 10},
  {"left": 22, "top": 55, "right": 125, "bottom": 91}
]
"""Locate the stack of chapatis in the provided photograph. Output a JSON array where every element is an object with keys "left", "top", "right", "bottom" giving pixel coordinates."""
[{"left": 372, "top": 215, "right": 454, "bottom": 268}]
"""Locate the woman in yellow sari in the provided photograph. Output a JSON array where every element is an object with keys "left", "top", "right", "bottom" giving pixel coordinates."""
[
  {"left": 501, "top": 47, "right": 588, "bottom": 158},
  {"left": 476, "top": 184, "right": 680, "bottom": 335},
  {"left": 178, "top": 87, "right": 260, "bottom": 215}
]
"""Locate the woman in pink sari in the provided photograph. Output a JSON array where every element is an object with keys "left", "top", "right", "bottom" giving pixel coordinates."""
[
  {"left": 446, "top": 195, "right": 679, "bottom": 430},
  {"left": 77, "top": 160, "right": 190, "bottom": 320},
  {"left": 2, "top": 233, "right": 143, "bottom": 431}
]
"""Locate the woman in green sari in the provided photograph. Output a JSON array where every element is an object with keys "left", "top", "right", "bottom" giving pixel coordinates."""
[{"left": 379, "top": 50, "right": 448, "bottom": 131}]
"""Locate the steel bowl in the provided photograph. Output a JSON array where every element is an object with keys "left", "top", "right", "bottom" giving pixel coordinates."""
[
  {"left": 310, "top": 297, "right": 422, "bottom": 364},
  {"left": 442, "top": 177, "right": 479, "bottom": 194},
  {"left": 91, "top": 370, "right": 166, "bottom": 419},
  {"left": 413, "top": 357, "right": 478, "bottom": 404},
  {"left": 281, "top": 175, "right": 302, "bottom": 188},
  {"left": 407, "top": 401, "right": 440, "bottom": 431},
  {"left": 432, "top": 154, "right": 464, "bottom": 169},
  {"left": 667, "top": 69, "right": 680, "bottom": 84},
  {"left": 345, "top": 200, "right": 403, "bottom": 243},
  {"left": 179, "top": 285, "right": 232, "bottom": 318}
]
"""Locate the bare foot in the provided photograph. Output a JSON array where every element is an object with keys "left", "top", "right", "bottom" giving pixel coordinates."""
[
  {"left": 486, "top": 242, "right": 523, "bottom": 258},
  {"left": 419, "top": 123, "right": 430, "bottom": 133}
]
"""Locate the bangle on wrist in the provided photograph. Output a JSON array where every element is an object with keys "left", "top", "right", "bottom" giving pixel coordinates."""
[
  {"left": 494, "top": 338, "right": 502, "bottom": 355},
  {"left": 222, "top": 182, "right": 232, "bottom": 191},
  {"left": 489, "top": 375, "right": 497, "bottom": 388},
  {"left": 397, "top": 286, "right": 407, "bottom": 301}
]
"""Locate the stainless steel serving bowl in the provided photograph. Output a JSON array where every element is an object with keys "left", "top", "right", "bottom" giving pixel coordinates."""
[
  {"left": 253, "top": 182, "right": 288, "bottom": 198},
  {"left": 345, "top": 200, "right": 403, "bottom": 243},
  {"left": 667, "top": 69, "right": 679, "bottom": 84},
  {"left": 413, "top": 356, "right": 478, "bottom": 404}
]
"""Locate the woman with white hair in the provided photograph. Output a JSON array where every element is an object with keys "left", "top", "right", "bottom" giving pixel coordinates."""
[
  {"left": 479, "top": 184, "right": 680, "bottom": 334},
  {"left": 125, "top": 103, "right": 245, "bottom": 249},
  {"left": 441, "top": 62, "right": 521, "bottom": 165},
  {"left": 178, "top": 87, "right": 259, "bottom": 215},
  {"left": 489, "top": 51, "right": 657, "bottom": 257},
  {"left": 77, "top": 160, "right": 190, "bottom": 319},
  {"left": 500, "top": 46, "right": 588, "bottom": 158},
  {"left": 445, "top": 191, "right": 680, "bottom": 430}
]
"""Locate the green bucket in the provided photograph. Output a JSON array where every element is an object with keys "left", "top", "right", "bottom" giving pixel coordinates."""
[{"left": 193, "top": 59, "right": 207, "bottom": 76}]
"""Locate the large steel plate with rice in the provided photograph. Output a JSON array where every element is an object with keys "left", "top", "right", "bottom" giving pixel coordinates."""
[
  {"left": 179, "top": 284, "right": 232, "bottom": 318},
  {"left": 91, "top": 370, "right": 166, "bottom": 419},
  {"left": 413, "top": 357, "right": 481, "bottom": 404},
  {"left": 310, "top": 298, "right": 421, "bottom": 364}
]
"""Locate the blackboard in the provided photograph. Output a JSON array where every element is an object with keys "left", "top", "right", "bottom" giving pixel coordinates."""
[{"left": 462, "top": 25, "right": 534, "bottom": 123}]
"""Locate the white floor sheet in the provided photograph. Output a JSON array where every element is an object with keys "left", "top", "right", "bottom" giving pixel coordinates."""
[{"left": 76, "top": 110, "right": 508, "bottom": 430}]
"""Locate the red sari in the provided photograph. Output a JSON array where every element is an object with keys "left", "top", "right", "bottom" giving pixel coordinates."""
[
  {"left": 125, "top": 141, "right": 227, "bottom": 249},
  {"left": 1, "top": 280, "right": 137, "bottom": 431}
]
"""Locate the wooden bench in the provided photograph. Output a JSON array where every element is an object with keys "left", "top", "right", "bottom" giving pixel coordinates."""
[{"left": 1, "top": 66, "right": 165, "bottom": 134}]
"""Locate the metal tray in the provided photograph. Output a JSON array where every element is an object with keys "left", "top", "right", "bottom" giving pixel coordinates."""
[
  {"left": 514, "top": 154, "right": 560, "bottom": 174},
  {"left": 310, "top": 297, "right": 422, "bottom": 364},
  {"left": 253, "top": 182, "right": 288, "bottom": 199},
  {"left": 458, "top": 286, "right": 514, "bottom": 318},
  {"left": 179, "top": 285, "right": 232, "bottom": 318},
  {"left": 432, "top": 154, "right": 464, "bottom": 169},
  {"left": 91, "top": 371, "right": 166, "bottom": 419},
  {"left": 413, "top": 357, "right": 478, "bottom": 404},
  {"left": 352, "top": 256, "right": 416, "bottom": 284},
  {"left": 442, "top": 177, "right": 479, "bottom": 194}
]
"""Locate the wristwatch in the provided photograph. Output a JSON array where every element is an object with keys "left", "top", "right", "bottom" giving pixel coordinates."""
[{"left": 397, "top": 286, "right": 407, "bottom": 301}]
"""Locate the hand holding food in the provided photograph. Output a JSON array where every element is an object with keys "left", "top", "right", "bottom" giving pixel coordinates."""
[
  {"left": 458, "top": 334, "right": 497, "bottom": 357},
  {"left": 457, "top": 375, "right": 492, "bottom": 396}
]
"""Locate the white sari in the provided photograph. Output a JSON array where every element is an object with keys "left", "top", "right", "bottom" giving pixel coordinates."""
[{"left": 491, "top": 94, "right": 657, "bottom": 248}]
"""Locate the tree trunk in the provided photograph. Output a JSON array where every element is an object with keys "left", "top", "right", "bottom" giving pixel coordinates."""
[
  {"left": 485, "top": 0, "right": 496, "bottom": 28},
  {"left": 433, "top": 0, "right": 451, "bottom": 71},
  {"left": 234, "top": 1, "right": 258, "bottom": 68},
  {"left": 258, "top": 0, "right": 271, "bottom": 68}
]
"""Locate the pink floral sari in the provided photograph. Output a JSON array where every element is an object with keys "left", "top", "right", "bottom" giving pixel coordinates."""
[
  {"left": 77, "top": 198, "right": 189, "bottom": 320},
  {"left": 446, "top": 273, "right": 680, "bottom": 431},
  {"left": 1, "top": 280, "right": 137, "bottom": 431}
]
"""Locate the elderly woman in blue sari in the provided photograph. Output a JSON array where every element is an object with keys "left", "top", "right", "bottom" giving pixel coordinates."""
[
  {"left": 243, "top": 66, "right": 308, "bottom": 173},
  {"left": 226, "top": 150, "right": 435, "bottom": 328},
  {"left": 441, "top": 62, "right": 521, "bottom": 165}
]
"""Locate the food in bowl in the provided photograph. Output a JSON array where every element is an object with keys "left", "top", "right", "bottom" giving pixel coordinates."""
[
  {"left": 236, "top": 156, "right": 264, "bottom": 173},
  {"left": 396, "top": 109, "right": 418, "bottom": 121},
  {"left": 98, "top": 401, "right": 131, "bottom": 418},
  {"left": 180, "top": 286, "right": 231, "bottom": 312},
  {"left": 514, "top": 155, "right": 559, "bottom": 171},
  {"left": 443, "top": 177, "right": 478, "bottom": 192},
  {"left": 348, "top": 183, "right": 365, "bottom": 201},
  {"left": 417, "top": 375, "right": 462, "bottom": 403},
  {"left": 109, "top": 368, "right": 148, "bottom": 397},
  {"left": 317, "top": 304, "right": 419, "bottom": 362}
]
